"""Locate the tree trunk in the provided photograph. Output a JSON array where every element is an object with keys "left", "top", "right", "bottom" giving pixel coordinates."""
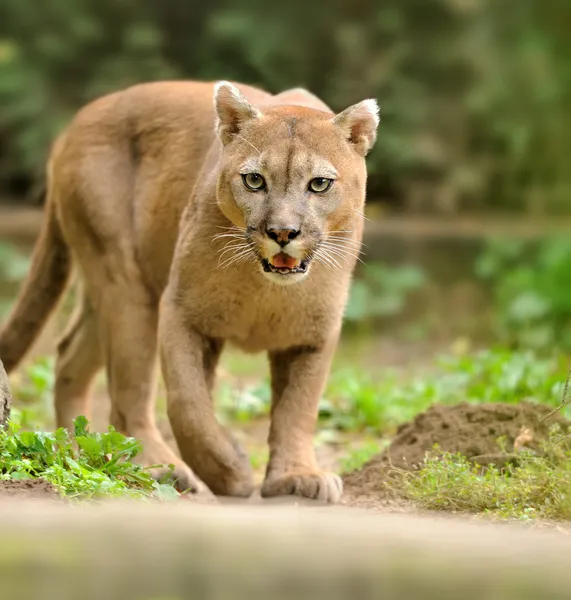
[{"left": 0, "top": 358, "right": 11, "bottom": 429}]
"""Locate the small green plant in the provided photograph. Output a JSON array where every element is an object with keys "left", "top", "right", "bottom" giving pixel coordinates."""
[
  {"left": 390, "top": 426, "right": 571, "bottom": 521},
  {"left": 0, "top": 416, "right": 179, "bottom": 501},
  {"left": 476, "top": 237, "right": 571, "bottom": 351}
]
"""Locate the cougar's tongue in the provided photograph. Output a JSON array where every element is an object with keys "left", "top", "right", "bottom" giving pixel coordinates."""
[{"left": 271, "top": 252, "right": 300, "bottom": 269}]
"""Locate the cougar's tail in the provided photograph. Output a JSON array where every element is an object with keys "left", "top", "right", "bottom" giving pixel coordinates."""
[{"left": 0, "top": 181, "right": 72, "bottom": 373}]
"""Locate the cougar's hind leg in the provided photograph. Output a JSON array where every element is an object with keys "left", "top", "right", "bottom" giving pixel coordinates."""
[
  {"left": 55, "top": 146, "right": 202, "bottom": 493},
  {"left": 54, "top": 284, "right": 103, "bottom": 430}
]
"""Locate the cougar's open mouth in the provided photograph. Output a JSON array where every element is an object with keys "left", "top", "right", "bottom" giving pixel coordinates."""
[{"left": 262, "top": 252, "right": 309, "bottom": 275}]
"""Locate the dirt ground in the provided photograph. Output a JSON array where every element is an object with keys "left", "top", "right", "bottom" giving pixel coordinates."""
[
  {"left": 342, "top": 401, "right": 569, "bottom": 509},
  {"left": 5, "top": 398, "right": 567, "bottom": 518},
  {"left": 0, "top": 478, "right": 61, "bottom": 500}
]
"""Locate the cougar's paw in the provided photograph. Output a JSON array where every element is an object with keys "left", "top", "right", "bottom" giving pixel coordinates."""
[
  {"left": 197, "top": 450, "right": 255, "bottom": 498},
  {"left": 261, "top": 470, "right": 343, "bottom": 504},
  {"left": 210, "top": 472, "right": 255, "bottom": 498},
  {"left": 188, "top": 432, "right": 256, "bottom": 498}
]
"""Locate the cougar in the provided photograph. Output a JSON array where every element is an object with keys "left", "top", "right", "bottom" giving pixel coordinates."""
[{"left": 0, "top": 80, "right": 379, "bottom": 503}]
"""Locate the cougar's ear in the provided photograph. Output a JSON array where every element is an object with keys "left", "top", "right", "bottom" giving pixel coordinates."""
[
  {"left": 332, "top": 99, "right": 380, "bottom": 156},
  {"left": 214, "top": 81, "right": 261, "bottom": 145}
]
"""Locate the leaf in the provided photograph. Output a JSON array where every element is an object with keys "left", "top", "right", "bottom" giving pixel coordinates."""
[
  {"left": 18, "top": 431, "right": 45, "bottom": 453},
  {"left": 73, "top": 416, "right": 90, "bottom": 437},
  {"left": 65, "top": 456, "right": 84, "bottom": 474},
  {"left": 10, "top": 471, "right": 32, "bottom": 480},
  {"left": 152, "top": 482, "right": 180, "bottom": 502},
  {"left": 76, "top": 436, "right": 103, "bottom": 459}
]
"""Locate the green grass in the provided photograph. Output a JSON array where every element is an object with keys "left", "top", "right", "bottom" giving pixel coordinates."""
[
  {"left": 1, "top": 416, "right": 180, "bottom": 501},
  {"left": 320, "top": 347, "right": 569, "bottom": 434},
  {"left": 11, "top": 346, "right": 570, "bottom": 440},
  {"left": 6, "top": 345, "right": 571, "bottom": 512},
  {"left": 215, "top": 346, "right": 570, "bottom": 436},
  {"left": 389, "top": 425, "right": 571, "bottom": 521},
  {"left": 339, "top": 440, "right": 383, "bottom": 474}
]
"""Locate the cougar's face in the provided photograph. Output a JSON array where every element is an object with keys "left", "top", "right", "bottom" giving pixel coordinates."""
[{"left": 214, "top": 82, "right": 379, "bottom": 286}]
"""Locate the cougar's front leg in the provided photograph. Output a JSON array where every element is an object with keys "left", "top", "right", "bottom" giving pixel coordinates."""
[
  {"left": 158, "top": 295, "right": 254, "bottom": 497},
  {"left": 262, "top": 337, "right": 342, "bottom": 504}
]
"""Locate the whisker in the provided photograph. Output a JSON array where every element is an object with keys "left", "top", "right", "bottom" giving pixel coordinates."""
[
  {"left": 322, "top": 236, "right": 363, "bottom": 248},
  {"left": 216, "top": 224, "right": 246, "bottom": 231},
  {"left": 321, "top": 247, "right": 351, "bottom": 265},
  {"left": 325, "top": 238, "right": 364, "bottom": 251},
  {"left": 326, "top": 232, "right": 360, "bottom": 240},
  {"left": 218, "top": 244, "right": 256, "bottom": 269},
  {"left": 325, "top": 248, "right": 365, "bottom": 264},
  {"left": 218, "top": 240, "right": 248, "bottom": 248},
  {"left": 320, "top": 243, "right": 365, "bottom": 265},
  {"left": 219, "top": 249, "right": 254, "bottom": 270},
  {"left": 214, "top": 226, "right": 247, "bottom": 238},
  {"left": 223, "top": 251, "right": 256, "bottom": 270},
  {"left": 354, "top": 209, "right": 373, "bottom": 223},
  {"left": 326, "top": 232, "right": 366, "bottom": 249},
  {"left": 213, "top": 233, "right": 246, "bottom": 242},
  {"left": 235, "top": 134, "right": 261, "bottom": 154},
  {"left": 321, "top": 241, "right": 366, "bottom": 256},
  {"left": 218, "top": 248, "right": 248, "bottom": 263},
  {"left": 217, "top": 243, "right": 251, "bottom": 262},
  {"left": 314, "top": 248, "right": 341, "bottom": 271},
  {"left": 321, "top": 248, "right": 350, "bottom": 264},
  {"left": 313, "top": 252, "right": 333, "bottom": 270}
]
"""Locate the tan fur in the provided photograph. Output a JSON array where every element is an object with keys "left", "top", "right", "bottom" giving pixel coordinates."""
[{"left": 0, "top": 80, "right": 379, "bottom": 503}]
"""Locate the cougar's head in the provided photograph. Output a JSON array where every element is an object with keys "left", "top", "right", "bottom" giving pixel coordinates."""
[{"left": 214, "top": 81, "right": 379, "bottom": 286}]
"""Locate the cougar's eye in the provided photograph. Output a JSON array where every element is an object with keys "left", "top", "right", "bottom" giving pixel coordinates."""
[
  {"left": 242, "top": 173, "right": 266, "bottom": 191},
  {"left": 308, "top": 177, "right": 333, "bottom": 193}
]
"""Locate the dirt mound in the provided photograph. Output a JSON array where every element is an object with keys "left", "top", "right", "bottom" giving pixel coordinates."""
[
  {"left": 343, "top": 401, "right": 570, "bottom": 498},
  {"left": 0, "top": 479, "right": 61, "bottom": 501}
]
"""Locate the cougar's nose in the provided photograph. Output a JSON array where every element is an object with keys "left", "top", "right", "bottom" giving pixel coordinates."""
[{"left": 266, "top": 227, "right": 301, "bottom": 247}]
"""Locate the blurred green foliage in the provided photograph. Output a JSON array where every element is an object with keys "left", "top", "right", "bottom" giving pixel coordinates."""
[
  {"left": 477, "top": 237, "right": 571, "bottom": 351},
  {"left": 345, "top": 262, "right": 426, "bottom": 327},
  {"left": 0, "top": 0, "right": 570, "bottom": 213},
  {"left": 0, "top": 241, "right": 30, "bottom": 317}
]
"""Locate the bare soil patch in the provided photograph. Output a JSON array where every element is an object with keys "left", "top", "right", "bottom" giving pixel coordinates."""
[
  {"left": 343, "top": 401, "right": 570, "bottom": 504},
  {"left": 0, "top": 478, "right": 61, "bottom": 501}
]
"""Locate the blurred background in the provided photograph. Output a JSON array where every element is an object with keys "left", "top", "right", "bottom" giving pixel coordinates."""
[{"left": 1, "top": 0, "right": 571, "bottom": 362}]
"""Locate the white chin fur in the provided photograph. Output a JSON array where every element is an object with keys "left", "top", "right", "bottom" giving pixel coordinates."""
[{"left": 261, "top": 270, "right": 309, "bottom": 286}]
